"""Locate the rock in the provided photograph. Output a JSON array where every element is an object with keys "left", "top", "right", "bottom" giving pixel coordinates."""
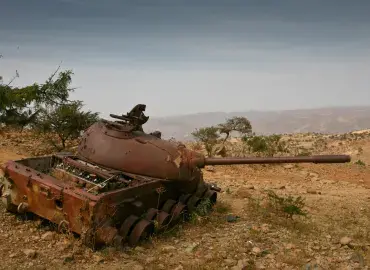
[
  {"left": 93, "top": 255, "right": 104, "bottom": 263},
  {"left": 252, "top": 247, "right": 261, "bottom": 255},
  {"left": 307, "top": 188, "right": 318, "bottom": 194},
  {"left": 41, "top": 231, "right": 55, "bottom": 241},
  {"left": 205, "top": 166, "right": 215, "bottom": 172},
  {"left": 23, "top": 249, "right": 37, "bottom": 259},
  {"left": 173, "top": 265, "right": 184, "bottom": 270},
  {"left": 185, "top": 243, "right": 198, "bottom": 253},
  {"left": 224, "top": 259, "right": 236, "bottom": 266},
  {"left": 9, "top": 252, "right": 17, "bottom": 258},
  {"left": 309, "top": 172, "right": 319, "bottom": 178},
  {"left": 162, "top": 245, "right": 176, "bottom": 252},
  {"left": 285, "top": 243, "right": 295, "bottom": 250},
  {"left": 62, "top": 253, "right": 74, "bottom": 263},
  {"left": 134, "top": 246, "right": 145, "bottom": 252},
  {"left": 340, "top": 236, "right": 352, "bottom": 246},
  {"left": 226, "top": 215, "right": 240, "bottom": 223},
  {"left": 283, "top": 164, "right": 294, "bottom": 169},
  {"left": 261, "top": 224, "right": 269, "bottom": 232}
]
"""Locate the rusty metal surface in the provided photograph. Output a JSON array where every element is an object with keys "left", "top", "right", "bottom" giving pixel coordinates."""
[{"left": 201, "top": 154, "right": 351, "bottom": 167}]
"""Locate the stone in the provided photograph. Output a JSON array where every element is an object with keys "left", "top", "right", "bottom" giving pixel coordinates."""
[
  {"left": 41, "top": 231, "right": 55, "bottom": 241},
  {"left": 162, "top": 245, "right": 176, "bottom": 252},
  {"left": 252, "top": 247, "right": 261, "bottom": 255},
  {"left": 285, "top": 243, "right": 295, "bottom": 250},
  {"left": 307, "top": 188, "right": 317, "bottom": 194},
  {"left": 93, "top": 255, "right": 104, "bottom": 263},
  {"left": 23, "top": 249, "right": 37, "bottom": 259},
  {"left": 340, "top": 236, "right": 352, "bottom": 246},
  {"left": 224, "top": 259, "right": 236, "bottom": 266},
  {"left": 185, "top": 243, "right": 198, "bottom": 253},
  {"left": 62, "top": 253, "right": 74, "bottom": 263}
]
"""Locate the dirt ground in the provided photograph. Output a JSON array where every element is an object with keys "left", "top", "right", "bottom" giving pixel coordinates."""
[{"left": 0, "top": 130, "right": 370, "bottom": 270}]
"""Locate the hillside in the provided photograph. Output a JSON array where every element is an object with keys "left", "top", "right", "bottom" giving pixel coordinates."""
[
  {"left": 144, "top": 106, "right": 370, "bottom": 140},
  {"left": 0, "top": 129, "right": 369, "bottom": 269}
]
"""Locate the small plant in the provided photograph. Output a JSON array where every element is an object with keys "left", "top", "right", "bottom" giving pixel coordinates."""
[
  {"left": 242, "top": 134, "right": 290, "bottom": 157},
  {"left": 355, "top": 159, "right": 366, "bottom": 166},
  {"left": 266, "top": 190, "right": 307, "bottom": 219},
  {"left": 195, "top": 198, "right": 213, "bottom": 216}
]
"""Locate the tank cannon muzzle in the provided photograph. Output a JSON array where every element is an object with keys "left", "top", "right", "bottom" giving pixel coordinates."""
[{"left": 195, "top": 155, "right": 351, "bottom": 168}]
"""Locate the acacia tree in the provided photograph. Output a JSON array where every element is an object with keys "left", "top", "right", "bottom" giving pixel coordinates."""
[
  {"left": 218, "top": 116, "right": 252, "bottom": 142},
  {"left": 0, "top": 68, "right": 74, "bottom": 130},
  {"left": 35, "top": 101, "right": 99, "bottom": 151},
  {"left": 191, "top": 126, "right": 220, "bottom": 157}
]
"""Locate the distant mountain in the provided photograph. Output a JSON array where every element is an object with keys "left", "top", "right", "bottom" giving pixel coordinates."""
[{"left": 143, "top": 106, "right": 370, "bottom": 141}]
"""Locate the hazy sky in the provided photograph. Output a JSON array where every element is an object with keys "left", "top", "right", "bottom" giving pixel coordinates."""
[{"left": 1, "top": 0, "right": 370, "bottom": 118}]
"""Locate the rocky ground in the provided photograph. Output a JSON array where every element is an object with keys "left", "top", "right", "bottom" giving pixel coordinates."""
[{"left": 0, "top": 130, "right": 370, "bottom": 270}]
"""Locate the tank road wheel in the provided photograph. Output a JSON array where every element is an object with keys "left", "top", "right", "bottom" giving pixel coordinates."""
[
  {"left": 128, "top": 219, "right": 155, "bottom": 247},
  {"left": 179, "top": 194, "right": 192, "bottom": 204},
  {"left": 119, "top": 215, "right": 140, "bottom": 241},
  {"left": 186, "top": 195, "right": 201, "bottom": 212},
  {"left": 155, "top": 211, "right": 171, "bottom": 229},
  {"left": 145, "top": 208, "right": 159, "bottom": 220},
  {"left": 161, "top": 199, "right": 177, "bottom": 213},
  {"left": 170, "top": 202, "right": 187, "bottom": 223}
]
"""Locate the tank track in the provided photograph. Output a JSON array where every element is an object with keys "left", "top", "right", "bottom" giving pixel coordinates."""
[{"left": 83, "top": 184, "right": 218, "bottom": 249}]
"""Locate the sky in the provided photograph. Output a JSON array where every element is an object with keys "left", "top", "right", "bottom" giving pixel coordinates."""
[{"left": 1, "top": 0, "right": 370, "bottom": 118}]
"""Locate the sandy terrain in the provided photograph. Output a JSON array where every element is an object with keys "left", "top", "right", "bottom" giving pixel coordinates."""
[{"left": 0, "top": 130, "right": 369, "bottom": 270}]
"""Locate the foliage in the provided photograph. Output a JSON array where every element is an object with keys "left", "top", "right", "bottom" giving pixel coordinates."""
[
  {"left": 242, "top": 134, "right": 289, "bottom": 157},
  {"left": 266, "top": 190, "right": 307, "bottom": 219},
  {"left": 35, "top": 101, "right": 99, "bottom": 151},
  {"left": 354, "top": 159, "right": 366, "bottom": 166},
  {"left": 0, "top": 69, "right": 74, "bottom": 129},
  {"left": 218, "top": 116, "right": 252, "bottom": 142},
  {"left": 191, "top": 126, "right": 220, "bottom": 156}
]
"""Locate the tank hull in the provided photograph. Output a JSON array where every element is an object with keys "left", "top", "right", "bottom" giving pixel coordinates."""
[{"left": 0, "top": 154, "right": 217, "bottom": 248}]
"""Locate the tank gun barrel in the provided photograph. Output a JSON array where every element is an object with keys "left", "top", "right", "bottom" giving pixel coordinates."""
[{"left": 198, "top": 155, "right": 351, "bottom": 168}]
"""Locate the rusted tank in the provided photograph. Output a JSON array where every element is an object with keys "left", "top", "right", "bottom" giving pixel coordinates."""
[{"left": 0, "top": 104, "right": 351, "bottom": 249}]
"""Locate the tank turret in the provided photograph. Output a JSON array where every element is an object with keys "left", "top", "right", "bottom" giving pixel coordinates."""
[{"left": 77, "top": 104, "right": 351, "bottom": 182}]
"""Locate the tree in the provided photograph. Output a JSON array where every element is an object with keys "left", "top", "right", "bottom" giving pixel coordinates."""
[
  {"left": 0, "top": 69, "right": 74, "bottom": 129},
  {"left": 191, "top": 126, "right": 220, "bottom": 157},
  {"left": 35, "top": 101, "right": 99, "bottom": 151},
  {"left": 218, "top": 116, "right": 252, "bottom": 142}
]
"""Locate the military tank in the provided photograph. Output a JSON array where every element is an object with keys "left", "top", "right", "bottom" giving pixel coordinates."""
[{"left": 0, "top": 104, "right": 351, "bottom": 249}]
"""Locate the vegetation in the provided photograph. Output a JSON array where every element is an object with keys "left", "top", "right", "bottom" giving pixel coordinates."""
[
  {"left": 218, "top": 116, "right": 252, "bottom": 142},
  {"left": 242, "top": 134, "right": 289, "bottom": 157},
  {"left": 0, "top": 64, "right": 99, "bottom": 150},
  {"left": 191, "top": 116, "right": 252, "bottom": 157},
  {"left": 35, "top": 101, "right": 99, "bottom": 151}
]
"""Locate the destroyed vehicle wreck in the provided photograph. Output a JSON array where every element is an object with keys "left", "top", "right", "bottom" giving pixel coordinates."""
[{"left": 0, "top": 104, "right": 351, "bottom": 249}]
